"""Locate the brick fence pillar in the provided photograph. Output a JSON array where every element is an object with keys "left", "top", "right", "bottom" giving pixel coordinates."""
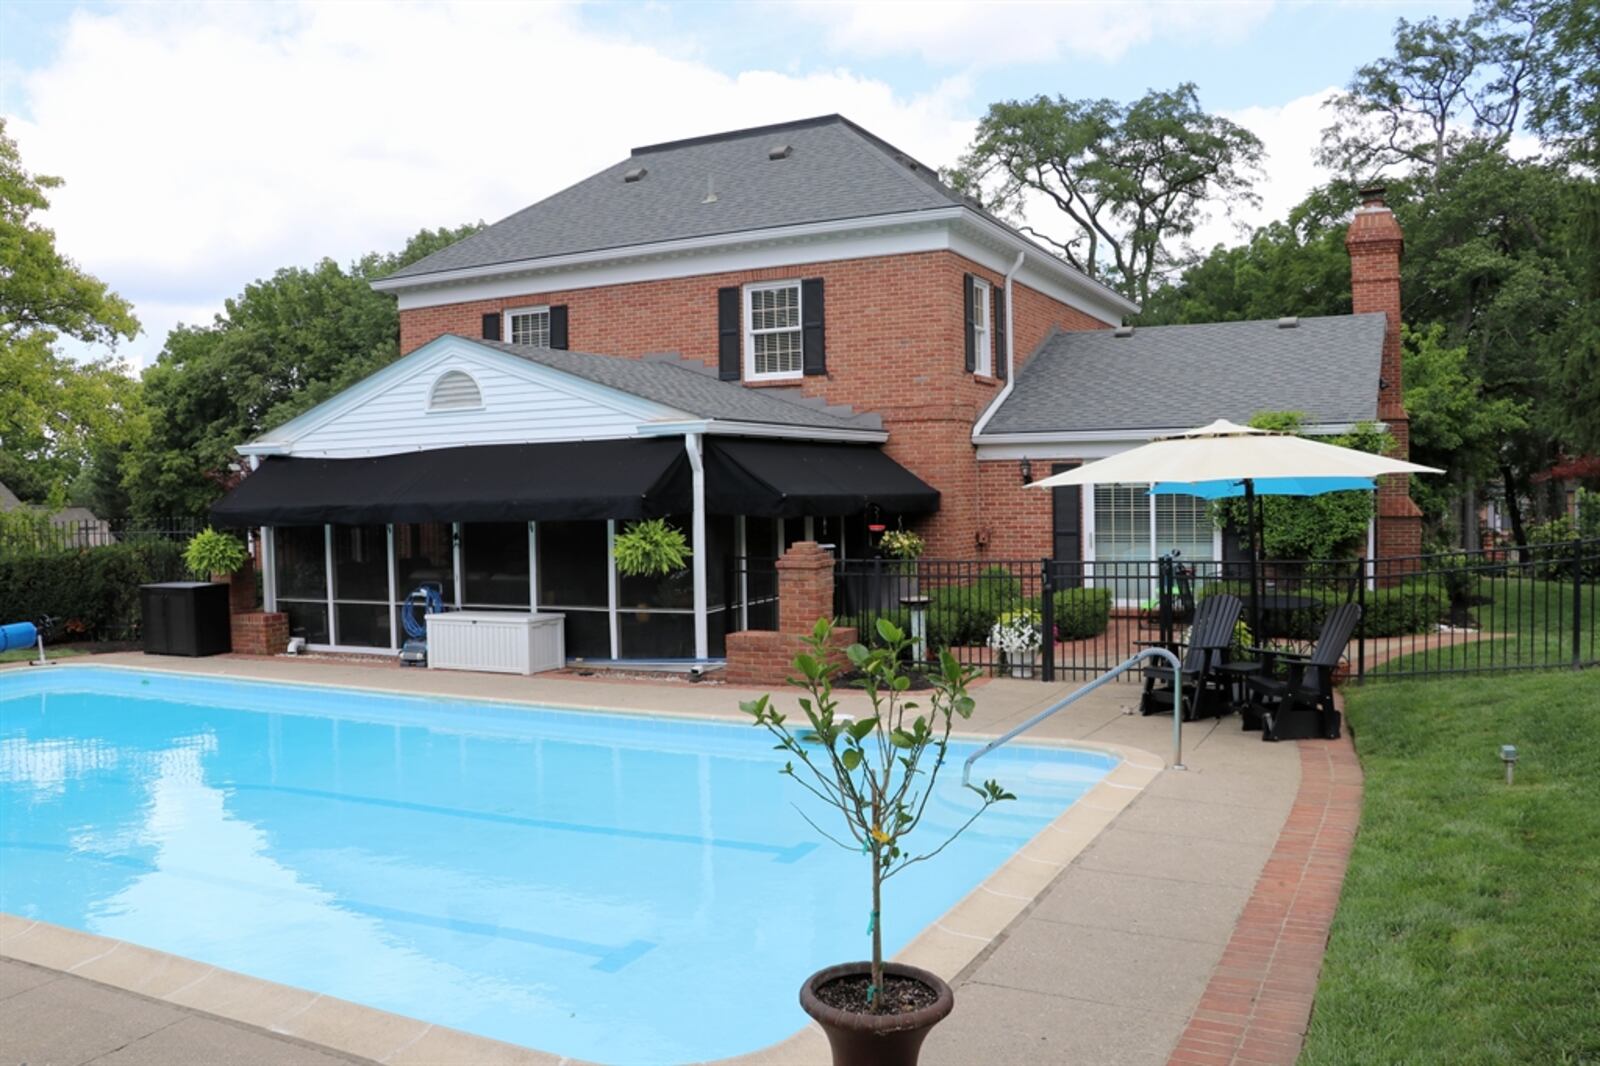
[
  {"left": 724, "top": 541, "right": 857, "bottom": 686},
  {"left": 229, "top": 611, "right": 289, "bottom": 655}
]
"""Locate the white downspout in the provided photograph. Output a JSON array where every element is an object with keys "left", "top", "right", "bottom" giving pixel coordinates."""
[
  {"left": 687, "top": 433, "right": 709, "bottom": 660},
  {"left": 971, "top": 249, "right": 1027, "bottom": 440}
]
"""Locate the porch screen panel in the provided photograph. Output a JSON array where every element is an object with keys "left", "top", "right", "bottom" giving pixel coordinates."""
[
  {"left": 273, "top": 525, "right": 329, "bottom": 644},
  {"left": 617, "top": 513, "right": 694, "bottom": 660},
  {"left": 394, "top": 523, "right": 454, "bottom": 640},
  {"left": 537, "top": 520, "right": 609, "bottom": 658},
  {"left": 1093, "top": 484, "right": 1152, "bottom": 604},
  {"left": 462, "top": 522, "right": 531, "bottom": 608},
  {"left": 333, "top": 524, "right": 390, "bottom": 648}
]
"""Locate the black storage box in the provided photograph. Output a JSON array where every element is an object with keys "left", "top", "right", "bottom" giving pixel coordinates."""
[{"left": 141, "top": 582, "right": 232, "bottom": 657}]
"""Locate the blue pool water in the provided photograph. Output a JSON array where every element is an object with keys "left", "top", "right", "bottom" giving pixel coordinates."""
[{"left": 0, "top": 666, "right": 1115, "bottom": 1064}]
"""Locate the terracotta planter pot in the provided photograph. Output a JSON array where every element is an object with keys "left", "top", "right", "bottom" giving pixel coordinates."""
[{"left": 800, "top": 962, "right": 954, "bottom": 1066}]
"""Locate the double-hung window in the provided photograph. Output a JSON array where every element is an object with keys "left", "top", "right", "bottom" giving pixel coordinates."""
[
  {"left": 972, "top": 278, "right": 992, "bottom": 376},
  {"left": 506, "top": 306, "right": 551, "bottom": 347},
  {"left": 744, "top": 281, "right": 803, "bottom": 380}
]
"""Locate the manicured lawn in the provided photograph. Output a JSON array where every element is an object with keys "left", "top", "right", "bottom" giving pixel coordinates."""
[
  {"left": 1301, "top": 670, "right": 1600, "bottom": 1065},
  {"left": 1367, "top": 575, "right": 1598, "bottom": 677},
  {"left": 0, "top": 645, "right": 81, "bottom": 663}
]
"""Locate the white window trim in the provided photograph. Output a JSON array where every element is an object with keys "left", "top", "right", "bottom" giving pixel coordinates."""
[
  {"left": 972, "top": 277, "right": 992, "bottom": 376},
  {"left": 504, "top": 304, "right": 552, "bottom": 348},
  {"left": 743, "top": 279, "right": 804, "bottom": 381}
]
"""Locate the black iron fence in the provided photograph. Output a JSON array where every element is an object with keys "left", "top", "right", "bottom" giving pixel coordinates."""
[
  {"left": 813, "top": 539, "right": 1600, "bottom": 683},
  {"left": 0, "top": 517, "right": 204, "bottom": 559}
]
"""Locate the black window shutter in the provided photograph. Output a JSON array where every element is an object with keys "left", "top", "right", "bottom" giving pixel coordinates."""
[
  {"left": 993, "top": 286, "right": 1007, "bottom": 380},
  {"left": 801, "top": 277, "right": 826, "bottom": 376},
  {"left": 963, "top": 274, "right": 976, "bottom": 372},
  {"left": 717, "top": 287, "right": 741, "bottom": 380},
  {"left": 549, "top": 305, "right": 569, "bottom": 350},
  {"left": 481, "top": 312, "right": 501, "bottom": 341}
]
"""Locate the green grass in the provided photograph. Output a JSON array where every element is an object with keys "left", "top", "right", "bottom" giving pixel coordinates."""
[
  {"left": 1300, "top": 670, "right": 1600, "bottom": 1065},
  {"left": 0, "top": 644, "right": 81, "bottom": 663},
  {"left": 1367, "top": 576, "right": 1598, "bottom": 677}
]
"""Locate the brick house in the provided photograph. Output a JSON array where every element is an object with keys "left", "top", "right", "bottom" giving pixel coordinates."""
[{"left": 214, "top": 115, "right": 1418, "bottom": 663}]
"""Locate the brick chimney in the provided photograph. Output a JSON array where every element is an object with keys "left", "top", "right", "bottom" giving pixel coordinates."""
[{"left": 1346, "top": 185, "right": 1422, "bottom": 561}]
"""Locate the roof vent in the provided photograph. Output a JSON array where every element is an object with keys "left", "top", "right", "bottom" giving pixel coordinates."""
[
  {"left": 623, "top": 166, "right": 647, "bottom": 183},
  {"left": 1277, "top": 316, "right": 1299, "bottom": 329},
  {"left": 702, "top": 174, "right": 718, "bottom": 204},
  {"left": 1113, "top": 325, "right": 1134, "bottom": 338},
  {"left": 767, "top": 144, "right": 792, "bottom": 160}
]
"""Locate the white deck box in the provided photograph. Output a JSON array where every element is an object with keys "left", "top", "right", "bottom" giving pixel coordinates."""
[{"left": 424, "top": 611, "right": 565, "bottom": 675}]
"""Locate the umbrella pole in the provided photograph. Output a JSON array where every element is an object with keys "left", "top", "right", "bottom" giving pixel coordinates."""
[{"left": 1246, "top": 478, "right": 1263, "bottom": 645}]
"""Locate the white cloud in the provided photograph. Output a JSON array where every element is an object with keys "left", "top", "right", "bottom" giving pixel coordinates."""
[
  {"left": 792, "top": 0, "right": 1275, "bottom": 67},
  {"left": 7, "top": 1, "right": 980, "bottom": 367}
]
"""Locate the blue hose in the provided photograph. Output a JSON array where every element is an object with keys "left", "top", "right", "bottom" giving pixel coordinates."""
[
  {"left": 0, "top": 621, "right": 39, "bottom": 654},
  {"left": 402, "top": 585, "right": 444, "bottom": 640}
]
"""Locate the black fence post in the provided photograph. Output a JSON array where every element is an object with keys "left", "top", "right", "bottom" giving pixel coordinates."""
[
  {"left": 1157, "top": 554, "right": 1175, "bottom": 647},
  {"left": 1040, "top": 558, "right": 1056, "bottom": 683},
  {"left": 1574, "top": 541, "right": 1583, "bottom": 670},
  {"left": 1357, "top": 557, "right": 1367, "bottom": 683}
]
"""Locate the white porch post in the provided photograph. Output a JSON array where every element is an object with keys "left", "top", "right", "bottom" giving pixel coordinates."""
[
  {"left": 386, "top": 523, "right": 398, "bottom": 650},
  {"left": 324, "top": 524, "right": 336, "bottom": 644},
  {"left": 261, "top": 527, "right": 277, "bottom": 612},
  {"left": 529, "top": 521, "right": 539, "bottom": 609},
  {"left": 606, "top": 520, "right": 620, "bottom": 659},
  {"left": 686, "top": 433, "right": 709, "bottom": 660},
  {"left": 735, "top": 515, "right": 748, "bottom": 631},
  {"left": 451, "top": 522, "right": 464, "bottom": 608}
]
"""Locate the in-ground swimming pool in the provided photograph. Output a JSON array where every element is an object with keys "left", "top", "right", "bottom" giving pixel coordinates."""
[{"left": 0, "top": 666, "right": 1116, "bottom": 1064}]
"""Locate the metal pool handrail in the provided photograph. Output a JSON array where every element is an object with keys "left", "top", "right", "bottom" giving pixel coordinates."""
[{"left": 962, "top": 647, "right": 1186, "bottom": 786}]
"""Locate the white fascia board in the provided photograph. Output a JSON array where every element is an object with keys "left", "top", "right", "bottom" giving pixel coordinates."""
[
  {"left": 377, "top": 210, "right": 963, "bottom": 308},
  {"left": 234, "top": 335, "right": 686, "bottom": 455},
  {"left": 636, "top": 420, "right": 887, "bottom": 443},
  {"left": 974, "top": 422, "right": 1371, "bottom": 457}
]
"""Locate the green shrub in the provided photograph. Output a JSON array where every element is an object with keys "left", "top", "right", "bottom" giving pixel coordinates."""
[
  {"left": 183, "top": 527, "right": 248, "bottom": 578},
  {"left": 1052, "top": 587, "right": 1112, "bottom": 639},
  {"left": 0, "top": 541, "right": 186, "bottom": 641},
  {"left": 1364, "top": 585, "right": 1444, "bottom": 636}
]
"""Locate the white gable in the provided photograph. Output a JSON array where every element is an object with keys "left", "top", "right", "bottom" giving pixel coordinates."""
[{"left": 243, "top": 337, "right": 684, "bottom": 458}]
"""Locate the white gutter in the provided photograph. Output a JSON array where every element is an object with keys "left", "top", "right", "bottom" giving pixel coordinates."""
[
  {"left": 975, "top": 421, "right": 1373, "bottom": 446},
  {"left": 970, "top": 249, "right": 1027, "bottom": 440}
]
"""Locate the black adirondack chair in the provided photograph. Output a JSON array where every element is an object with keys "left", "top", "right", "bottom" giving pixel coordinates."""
[
  {"left": 1246, "top": 602, "right": 1362, "bottom": 741},
  {"left": 1137, "top": 593, "right": 1243, "bottom": 721}
]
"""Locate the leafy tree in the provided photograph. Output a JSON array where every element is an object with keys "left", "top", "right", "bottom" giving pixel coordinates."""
[
  {"left": 948, "top": 84, "right": 1264, "bottom": 305},
  {"left": 0, "top": 119, "right": 140, "bottom": 504},
  {"left": 124, "top": 224, "right": 482, "bottom": 518}
]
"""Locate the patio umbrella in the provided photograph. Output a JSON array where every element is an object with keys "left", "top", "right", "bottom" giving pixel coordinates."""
[{"left": 1027, "top": 420, "right": 1441, "bottom": 642}]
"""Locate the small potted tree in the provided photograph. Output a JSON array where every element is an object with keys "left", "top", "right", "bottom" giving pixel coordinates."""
[
  {"left": 184, "top": 527, "right": 251, "bottom": 612},
  {"left": 742, "top": 618, "right": 1013, "bottom": 1066},
  {"left": 988, "top": 608, "right": 1042, "bottom": 678}
]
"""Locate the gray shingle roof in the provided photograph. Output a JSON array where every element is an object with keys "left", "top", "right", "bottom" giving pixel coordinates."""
[
  {"left": 386, "top": 116, "right": 964, "bottom": 281},
  {"left": 472, "top": 339, "right": 883, "bottom": 434},
  {"left": 982, "top": 314, "right": 1386, "bottom": 436}
]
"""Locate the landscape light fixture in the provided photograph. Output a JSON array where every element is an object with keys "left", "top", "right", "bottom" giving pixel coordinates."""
[{"left": 1500, "top": 744, "right": 1518, "bottom": 785}]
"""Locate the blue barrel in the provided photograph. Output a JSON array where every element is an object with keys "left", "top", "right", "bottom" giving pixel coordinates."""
[{"left": 0, "top": 621, "right": 38, "bottom": 653}]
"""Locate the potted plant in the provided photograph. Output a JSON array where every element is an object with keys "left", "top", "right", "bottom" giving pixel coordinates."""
[
  {"left": 742, "top": 618, "right": 1013, "bottom": 1066},
  {"left": 183, "top": 527, "right": 252, "bottom": 613},
  {"left": 861, "top": 527, "right": 923, "bottom": 613},
  {"left": 613, "top": 519, "right": 692, "bottom": 622},
  {"left": 988, "top": 608, "right": 1042, "bottom": 678}
]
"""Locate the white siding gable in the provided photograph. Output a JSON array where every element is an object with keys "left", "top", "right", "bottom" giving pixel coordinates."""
[{"left": 251, "top": 338, "right": 684, "bottom": 458}]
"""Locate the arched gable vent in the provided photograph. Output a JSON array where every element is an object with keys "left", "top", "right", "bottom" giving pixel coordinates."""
[{"left": 428, "top": 370, "right": 483, "bottom": 411}]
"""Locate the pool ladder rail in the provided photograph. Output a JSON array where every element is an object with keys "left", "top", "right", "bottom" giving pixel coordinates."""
[{"left": 962, "top": 647, "right": 1185, "bottom": 789}]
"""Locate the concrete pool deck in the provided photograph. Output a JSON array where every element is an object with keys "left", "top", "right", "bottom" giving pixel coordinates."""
[{"left": 1, "top": 654, "right": 1321, "bottom": 1065}]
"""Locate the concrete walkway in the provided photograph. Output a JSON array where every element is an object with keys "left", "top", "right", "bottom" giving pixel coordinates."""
[{"left": 2, "top": 654, "right": 1305, "bottom": 1065}]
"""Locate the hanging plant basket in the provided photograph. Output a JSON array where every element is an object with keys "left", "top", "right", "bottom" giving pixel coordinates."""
[{"left": 613, "top": 519, "right": 692, "bottom": 577}]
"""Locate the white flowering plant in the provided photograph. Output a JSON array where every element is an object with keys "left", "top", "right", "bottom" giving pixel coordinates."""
[{"left": 988, "top": 609, "right": 1043, "bottom": 656}]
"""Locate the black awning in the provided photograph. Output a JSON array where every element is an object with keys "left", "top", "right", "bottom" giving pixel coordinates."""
[
  {"left": 704, "top": 439, "right": 939, "bottom": 518},
  {"left": 212, "top": 439, "right": 691, "bottom": 527}
]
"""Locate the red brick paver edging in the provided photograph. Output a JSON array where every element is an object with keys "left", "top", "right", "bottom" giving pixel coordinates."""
[{"left": 1167, "top": 725, "right": 1363, "bottom": 1066}]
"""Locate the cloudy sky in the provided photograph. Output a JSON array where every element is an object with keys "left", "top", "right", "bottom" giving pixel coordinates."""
[{"left": 1, "top": 0, "right": 1468, "bottom": 368}]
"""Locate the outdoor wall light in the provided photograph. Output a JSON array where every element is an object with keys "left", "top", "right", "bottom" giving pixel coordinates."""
[
  {"left": 1500, "top": 744, "right": 1519, "bottom": 784},
  {"left": 1020, "top": 457, "right": 1033, "bottom": 485}
]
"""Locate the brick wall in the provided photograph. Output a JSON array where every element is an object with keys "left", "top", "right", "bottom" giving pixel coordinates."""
[
  {"left": 230, "top": 611, "right": 289, "bottom": 656},
  {"left": 1346, "top": 189, "right": 1422, "bottom": 562},
  {"left": 724, "top": 540, "right": 858, "bottom": 686},
  {"left": 400, "top": 250, "right": 1107, "bottom": 556}
]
